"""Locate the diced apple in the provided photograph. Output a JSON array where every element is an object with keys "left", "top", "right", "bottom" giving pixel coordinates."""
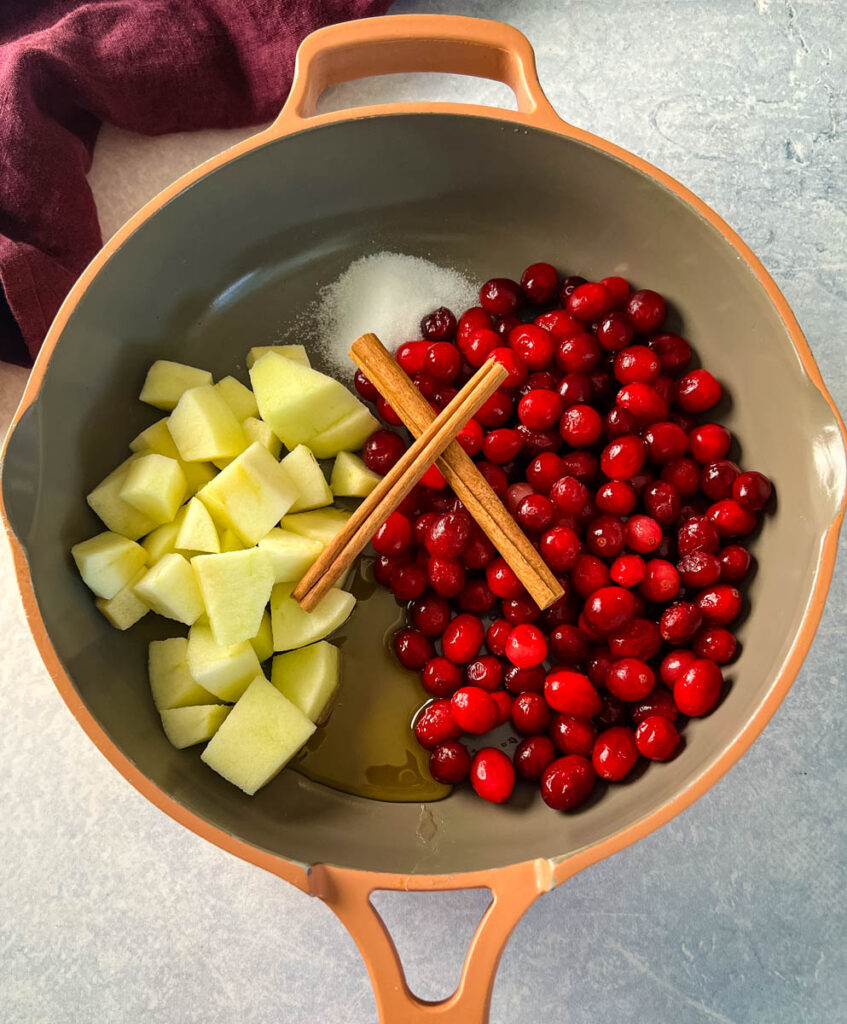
[
  {"left": 270, "top": 582, "right": 355, "bottom": 651},
  {"left": 249, "top": 352, "right": 362, "bottom": 449},
  {"left": 309, "top": 405, "right": 380, "bottom": 459},
  {"left": 191, "top": 548, "right": 274, "bottom": 646},
  {"left": 182, "top": 460, "right": 217, "bottom": 496},
  {"left": 330, "top": 451, "right": 380, "bottom": 498},
  {"left": 197, "top": 442, "right": 297, "bottom": 546},
  {"left": 271, "top": 641, "right": 340, "bottom": 723},
  {"left": 148, "top": 637, "right": 217, "bottom": 710},
  {"left": 87, "top": 456, "right": 158, "bottom": 540},
  {"left": 251, "top": 609, "right": 273, "bottom": 663},
  {"left": 95, "top": 568, "right": 149, "bottom": 629},
  {"left": 257, "top": 528, "right": 323, "bottom": 583},
  {"left": 141, "top": 508, "right": 185, "bottom": 563},
  {"left": 242, "top": 416, "right": 282, "bottom": 459},
  {"left": 201, "top": 674, "right": 316, "bottom": 795},
  {"left": 139, "top": 360, "right": 213, "bottom": 410},
  {"left": 133, "top": 553, "right": 204, "bottom": 625},
  {"left": 279, "top": 445, "right": 333, "bottom": 513},
  {"left": 246, "top": 344, "right": 310, "bottom": 370},
  {"left": 119, "top": 453, "right": 187, "bottom": 526},
  {"left": 161, "top": 705, "right": 231, "bottom": 749},
  {"left": 129, "top": 418, "right": 181, "bottom": 459},
  {"left": 71, "top": 531, "right": 148, "bottom": 599},
  {"left": 215, "top": 376, "right": 259, "bottom": 421},
  {"left": 176, "top": 497, "right": 220, "bottom": 554},
  {"left": 280, "top": 508, "right": 351, "bottom": 546},
  {"left": 220, "top": 529, "right": 245, "bottom": 552},
  {"left": 168, "top": 385, "right": 247, "bottom": 462},
  {"left": 186, "top": 623, "right": 261, "bottom": 701}
]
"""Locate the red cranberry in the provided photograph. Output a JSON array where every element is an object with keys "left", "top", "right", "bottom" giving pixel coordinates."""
[
  {"left": 601, "top": 435, "right": 646, "bottom": 480},
  {"left": 442, "top": 614, "right": 485, "bottom": 664},
  {"left": 514, "top": 735, "right": 557, "bottom": 780},
  {"left": 733, "top": 470, "right": 773, "bottom": 512},
  {"left": 427, "top": 556, "right": 466, "bottom": 598},
  {"left": 719, "top": 544, "right": 752, "bottom": 582},
  {"left": 423, "top": 341, "right": 459, "bottom": 383},
  {"left": 659, "top": 649, "right": 697, "bottom": 686},
  {"left": 567, "top": 282, "right": 613, "bottom": 321},
  {"left": 597, "top": 311, "right": 635, "bottom": 351},
  {"left": 389, "top": 563, "right": 427, "bottom": 601},
  {"left": 373, "top": 511, "right": 413, "bottom": 557},
  {"left": 374, "top": 554, "right": 406, "bottom": 587},
  {"left": 521, "top": 262, "right": 559, "bottom": 304},
  {"left": 626, "top": 289, "right": 666, "bottom": 333},
  {"left": 458, "top": 578, "right": 498, "bottom": 615},
  {"left": 504, "top": 664, "right": 546, "bottom": 694},
  {"left": 541, "top": 754, "right": 595, "bottom": 810},
  {"left": 451, "top": 685, "right": 498, "bottom": 734},
  {"left": 476, "top": 389, "right": 513, "bottom": 428},
  {"left": 631, "top": 687, "right": 679, "bottom": 724},
  {"left": 518, "top": 390, "right": 562, "bottom": 430},
  {"left": 660, "top": 601, "right": 703, "bottom": 644},
  {"left": 486, "top": 618, "right": 512, "bottom": 657},
  {"left": 643, "top": 421, "right": 688, "bottom": 463},
  {"left": 648, "top": 332, "right": 691, "bottom": 372},
  {"left": 376, "top": 396, "right": 403, "bottom": 424},
  {"left": 420, "top": 463, "right": 448, "bottom": 490},
  {"left": 539, "top": 526, "right": 581, "bottom": 572},
  {"left": 571, "top": 554, "right": 611, "bottom": 599},
  {"left": 362, "top": 429, "right": 406, "bottom": 475},
  {"left": 509, "top": 325, "right": 555, "bottom": 370},
  {"left": 548, "top": 476, "right": 586, "bottom": 515},
  {"left": 421, "top": 306, "right": 457, "bottom": 342},
  {"left": 527, "top": 453, "right": 566, "bottom": 494},
  {"left": 393, "top": 628, "right": 434, "bottom": 670},
  {"left": 506, "top": 624, "right": 548, "bottom": 668},
  {"left": 585, "top": 515, "right": 625, "bottom": 558},
  {"left": 457, "top": 307, "right": 493, "bottom": 346},
  {"left": 535, "top": 308, "right": 582, "bottom": 340},
  {"left": 676, "top": 369, "right": 722, "bottom": 413},
  {"left": 625, "top": 515, "right": 662, "bottom": 554},
  {"left": 483, "top": 427, "right": 522, "bottom": 464},
  {"left": 396, "top": 340, "right": 430, "bottom": 375},
  {"left": 608, "top": 618, "right": 662, "bottom": 660},
  {"left": 583, "top": 586, "right": 636, "bottom": 634},
  {"left": 677, "top": 551, "right": 721, "bottom": 588},
  {"left": 353, "top": 368, "right": 379, "bottom": 401},
  {"left": 597, "top": 691, "right": 630, "bottom": 728},
  {"left": 495, "top": 315, "right": 521, "bottom": 338},
  {"left": 504, "top": 482, "right": 534, "bottom": 516},
  {"left": 426, "top": 511, "right": 472, "bottom": 558},
  {"left": 558, "top": 276, "right": 587, "bottom": 304},
  {"left": 484, "top": 558, "right": 523, "bottom": 600},
  {"left": 429, "top": 740, "right": 471, "bottom": 783},
  {"left": 673, "top": 659, "right": 723, "bottom": 716},
  {"left": 512, "top": 691, "right": 552, "bottom": 735},
  {"left": 678, "top": 515, "right": 720, "bottom": 555},
  {"left": 694, "top": 626, "right": 738, "bottom": 664},
  {"left": 422, "top": 657, "right": 463, "bottom": 698},
  {"left": 517, "top": 494, "right": 554, "bottom": 532},
  {"left": 410, "top": 593, "right": 451, "bottom": 636},
  {"left": 557, "top": 372, "right": 594, "bottom": 408},
  {"left": 491, "top": 690, "right": 513, "bottom": 726},
  {"left": 599, "top": 275, "right": 630, "bottom": 307},
  {"left": 635, "top": 716, "right": 679, "bottom": 761},
  {"left": 700, "top": 460, "right": 740, "bottom": 502},
  {"left": 462, "top": 327, "right": 500, "bottom": 367},
  {"left": 463, "top": 656, "right": 504, "bottom": 692},
  {"left": 642, "top": 481, "right": 680, "bottom": 527},
  {"left": 559, "top": 403, "right": 603, "bottom": 447},
  {"left": 696, "top": 584, "right": 742, "bottom": 626},
  {"left": 662, "top": 456, "right": 701, "bottom": 496},
  {"left": 462, "top": 527, "right": 497, "bottom": 570},
  {"left": 707, "top": 499, "right": 757, "bottom": 538},
  {"left": 479, "top": 278, "right": 522, "bottom": 316},
  {"left": 549, "top": 624, "right": 591, "bottom": 665},
  {"left": 544, "top": 669, "right": 603, "bottom": 716},
  {"left": 549, "top": 714, "right": 597, "bottom": 757},
  {"left": 540, "top": 592, "right": 578, "bottom": 631},
  {"left": 489, "top": 347, "right": 528, "bottom": 389},
  {"left": 595, "top": 480, "right": 637, "bottom": 516},
  {"left": 560, "top": 450, "right": 600, "bottom": 484},
  {"left": 688, "top": 423, "right": 730, "bottom": 463},
  {"left": 414, "top": 699, "right": 462, "bottom": 749},
  {"left": 516, "top": 424, "right": 561, "bottom": 457},
  {"left": 502, "top": 593, "right": 541, "bottom": 624},
  {"left": 605, "top": 657, "right": 655, "bottom": 701},
  {"left": 614, "top": 345, "right": 661, "bottom": 384},
  {"left": 592, "top": 726, "right": 639, "bottom": 781},
  {"left": 555, "top": 332, "right": 602, "bottom": 374},
  {"left": 587, "top": 647, "right": 614, "bottom": 687},
  {"left": 413, "top": 371, "right": 441, "bottom": 401},
  {"left": 617, "top": 382, "right": 668, "bottom": 423},
  {"left": 470, "top": 748, "right": 515, "bottom": 803}
]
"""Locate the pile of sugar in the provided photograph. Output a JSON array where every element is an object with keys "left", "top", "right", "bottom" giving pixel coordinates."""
[{"left": 310, "top": 253, "right": 478, "bottom": 380}]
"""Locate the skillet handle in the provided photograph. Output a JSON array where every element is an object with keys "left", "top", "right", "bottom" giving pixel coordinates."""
[
  {"left": 309, "top": 860, "right": 553, "bottom": 1023},
  {"left": 272, "top": 14, "right": 561, "bottom": 129}
]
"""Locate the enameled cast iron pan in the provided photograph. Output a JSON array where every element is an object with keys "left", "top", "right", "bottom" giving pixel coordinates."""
[{"left": 2, "top": 16, "right": 845, "bottom": 1022}]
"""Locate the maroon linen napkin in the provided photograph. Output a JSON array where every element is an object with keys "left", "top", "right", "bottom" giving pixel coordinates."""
[{"left": 0, "top": 0, "right": 392, "bottom": 365}]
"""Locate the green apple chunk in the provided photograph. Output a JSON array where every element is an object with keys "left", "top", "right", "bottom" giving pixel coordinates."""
[
  {"left": 168, "top": 385, "right": 247, "bottom": 463},
  {"left": 257, "top": 528, "right": 323, "bottom": 583},
  {"left": 139, "top": 360, "right": 213, "bottom": 411},
  {"left": 148, "top": 637, "right": 217, "bottom": 710},
  {"left": 279, "top": 445, "right": 333, "bottom": 513},
  {"left": 129, "top": 417, "right": 181, "bottom": 459},
  {"left": 330, "top": 451, "right": 380, "bottom": 498},
  {"left": 215, "top": 376, "right": 259, "bottom": 422},
  {"left": 191, "top": 548, "right": 274, "bottom": 647},
  {"left": 186, "top": 623, "right": 261, "bottom": 702},
  {"left": 181, "top": 460, "right": 217, "bottom": 496},
  {"left": 249, "top": 352, "right": 362, "bottom": 449},
  {"left": 133, "top": 553, "right": 204, "bottom": 625},
  {"left": 270, "top": 582, "right": 355, "bottom": 652},
  {"left": 201, "top": 674, "right": 316, "bottom": 795},
  {"left": 280, "top": 508, "right": 351, "bottom": 546},
  {"left": 95, "top": 569, "right": 149, "bottom": 629},
  {"left": 197, "top": 442, "right": 297, "bottom": 546},
  {"left": 242, "top": 416, "right": 282, "bottom": 459},
  {"left": 271, "top": 641, "right": 340, "bottom": 723},
  {"left": 176, "top": 497, "right": 220, "bottom": 554},
  {"left": 220, "top": 529, "right": 245, "bottom": 552},
  {"left": 251, "top": 609, "right": 273, "bottom": 663},
  {"left": 87, "top": 456, "right": 158, "bottom": 540},
  {"left": 161, "top": 704, "right": 231, "bottom": 749},
  {"left": 246, "top": 344, "right": 310, "bottom": 370},
  {"left": 141, "top": 507, "right": 185, "bottom": 563},
  {"left": 119, "top": 453, "right": 187, "bottom": 526},
  {"left": 308, "top": 405, "right": 380, "bottom": 459},
  {"left": 71, "top": 531, "right": 148, "bottom": 599}
]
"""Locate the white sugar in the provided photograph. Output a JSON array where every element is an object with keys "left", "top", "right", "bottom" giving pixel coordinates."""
[{"left": 309, "top": 252, "right": 478, "bottom": 380}]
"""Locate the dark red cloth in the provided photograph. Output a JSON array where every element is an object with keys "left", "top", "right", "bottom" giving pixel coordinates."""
[{"left": 0, "top": 0, "right": 391, "bottom": 365}]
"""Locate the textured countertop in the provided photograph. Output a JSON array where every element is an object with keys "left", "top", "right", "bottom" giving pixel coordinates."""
[{"left": 2, "top": 2, "right": 845, "bottom": 1022}]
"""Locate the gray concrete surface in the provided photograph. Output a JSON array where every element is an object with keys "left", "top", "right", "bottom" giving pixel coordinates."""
[{"left": 2, "top": 2, "right": 845, "bottom": 1021}]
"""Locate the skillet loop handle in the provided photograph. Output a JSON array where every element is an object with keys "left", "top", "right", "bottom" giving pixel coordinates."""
[
  {"left": 273, "top": 14, "right": 560, "bottom": 129},
  {"left": 309, "top": 861, "right": 552, "bottom": 1024}
]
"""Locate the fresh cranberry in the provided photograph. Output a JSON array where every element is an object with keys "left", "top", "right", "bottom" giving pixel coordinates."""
[
  {"left": 597, "top": 311, "right": 635, "bottom": 351},
  {"left": 643, "top": 481, "right": 681, "bottom": 526},
  {"left": 506, "top": 624, "right": 549, "bottom": 668},
  {"left": 462, "top": 327, "right": 500, "bottom": 367},
  {"left": 484, "top": 558, "right": 523, "bottom": 599},
  {"left": 660, "top": 601, "right": 703, "bottom": 644},
  {"left": 509, "top": 325, "right": 555, "bottom": 370},
  {"left": 502, "top": 593, "right": 541, "bottom": 624},
  {"left": 393, "top": 628, "right": 434, "bottom": 669},
  {"left": 514, "top": 735, "right": 557, "bottom": 780},
  {"left": 659, "top": 649, "right": 697, "bottom": 686},
  {"left": 560, "top": 450, "right": 600, "bottom": 484},
  {"left": 362, "top": 429, "right": 406, "bottom": 475},
  {"left": 504, "top": 482, "right": 534, "bottom": 515},
  {"left": 374, "top": 554, "right": 405, "bottom": 587},
  {"left": 491, "top": 690, "right": 513, "bottom": 726},
  {"left": 559, "top": 275, "right": 588, "bottom": 302},
  {"left": 517, "top": 390, "right": 561, "bottom": 431},
  {"left": 626, "top": 289, "right": 666, "bottom": 333},
  {"left": 595, "top": 480, "right": 637, "bottom": 516},
  {"left": 423, "top": 341, "right": 460, "bottom": 383},
  {"left": 635, "top": 716, "right": 679, "bottom": 761},
  {"left": 464, "top": 656, "right": 504, "bottom": 692},
  {"left": 479, "top": 277, "right": 522, "bottom": 316},
  {"left": 610, "top": 552, "right": 646, "bottom": 589},
  {"left": 616, "top": 382, "right": 668, "bottom": 423},
  {"left": 353, "top": 368, "right": 379, "bottom": 402},
  {"left": 673, "top": 659, "right": 723, "bottom": 716},
  {"left": 676, "top": 369, "right": 722, "bottom": 412},
  {"left": 389, "top": 563, "right": 427, "bottom": 601},
  {"left": 521, "top": 262, "right": 559, "bottom": 304},
  {"left": 733, "top": 470, "right": 773, "bottom": 512},
  {"left": 596, "top": 692, "right": 630, "bottom": 727},
  {"left": 544, "top": 669, "right": 603, "bottom": 716},
  {"left": 605, "top": 657, "right": 655, "bottom": 701},
  {"left": 470, "top": 748, "right": 515, "bottom": 803},
  {"left": 476, "top": 389, "right": 513, "bottom": 428},
  {"left": 457, "top": 307, "right": 493, "bottom": 346},
  {"left": 425, "top": 511, "right": 472, "bottom": 558},
  {"left": 451, "top": 685, "right": 498, "bottom": 733},
  {"left": 677, "top": 515, "right": 720, "bottom": 555},
  {"left": 458, "top": 578, "right": 498, "bottom": 614},
  {"left": 373, "top": 511, "right": 412, "bottom": 557},
  {"left": 539, "top": 526, "right": 581, "bottom": 572},
  {"left": 423, "top": 557, "right": 463, "bottom": 599},
  {"left": 516, "top": 424, "right": 561, "bottom": 457},
  {"left": 504, "top": 664, "right": 546, "bottom": 694},
  {"left": 495, "top": 315, "right": 521, "bottom": 338},
  {"left": 694, "top": 626, "right": 738, "bottom": 664},
  {"left": 414, "top": 699, "right": 461, "bottom": 749},
  {"left": 429, "top": 740, "right": 471, "bottom": 783},
  {"left": 624, "top": 515, "right": 662, "bottom": 554},
  {"left": 549, "top": 624, "right": 591, "bottom": 664},
  {"left": 696, "top": 584, "right": 742, "bottom": 625},
  {"left": 420, "top": 306, "right": 457, "bottom": 342},
  {"left": 643, "top": 421, "right": 687, "bottom": 463},
  {"left": 482, "top": 427, "right": 522, "bottom": 464},
  {"left": 608, "top": 618, "right": 662, "bottom": 660},
  {"left": 536, "top": 308, "right": 582, "bottom": 340},
  {"left": 688, "top": 423, "right": 730, "bottom": 463},
  {"left": 559, "top": 403, "right": 603, "bottom": 447},
  {"left": 396, "top": 340, "right": 430, "bottom": 375},
  {"left": 707, "top": 499, "right": 757, "bottom": 537},
  {"left": 527, "top": 453, "right": 566, "bottom": 494},
  {"left": 599, "top": 275, "right": 630, "bottom": 307},
  {"left": 489, "top": 347, "right": 527, "bottom": 389},
  {"left": 557, "top": 372, "right": 594, "bottom": 408},
  {"left": 677, "top": 551, "right": 721, "bottom": 588},
  {"left": 486, "top": 618, "right": 512, "bottom": 657},
  {"left": 567, "top": 282, "right": 613, "bottom": 321},
  {"left": 631, "top": 687, "right": 679, "bottom": 724},
  {"left": 517, "top": 494, "right": 555, "bottom": 532},
  {"left": 413, "top": 371, "right": 441, "bottom": 401},
  {"left": 548, "top": 476, "right": 587, "bottom": 516},
  {"left": 587, "top": 647, "right": 614, "bottom": 687},
  {"left": 442, "top": 614, "right": 485, "bottom": 664},
  {"left": 549, "top": 714, "right": 597, "bottom": 757},
  {"left": 719, "top": 544, "right": 752, "bottom": 582},
  {"left": 512, "top": 691, "right": 552, "bottom": 735},
  {"left": 662, "top": 456, "right": 701, "bottom": 496},
  {"left": 601, "top": 435, "right": 646, "bottom": 480},
  {"left": 409, "top": 593, "right": 451, "bottom": 636},
  {"left": 571, "top": 554, "right": 611, "bottom": 598},
  {"left": 586, "top": 515, "right": 625, "bottom": 558},
  {"left": 555, "top": 332, "right": 602, "bottom": 375},
  {"left": 541, "top": 754, "right": 595, "bottom": 810},
  {"left": 583, "top": 586, "right": 636, "bottom": 634},
  {"left": 593, "top": 726, "right": 639, "bottom": 781},
  {"left": 648, "top": 332, "right": 691, "bottom": 372},
  {"left": 700, "top": 460, "right": 740, "bottom": 502},
  {"left": 614, "top": 345, "right": 661, "bottom": 384},
  {"left": 419, "top": 463, "right": 448, "bottom": 490},
  {"left": 540, "top": 592, "right": 578, "bottom": 631},
  {"left": 422, "top": 657, "right": 463, "bottom": 698}
]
